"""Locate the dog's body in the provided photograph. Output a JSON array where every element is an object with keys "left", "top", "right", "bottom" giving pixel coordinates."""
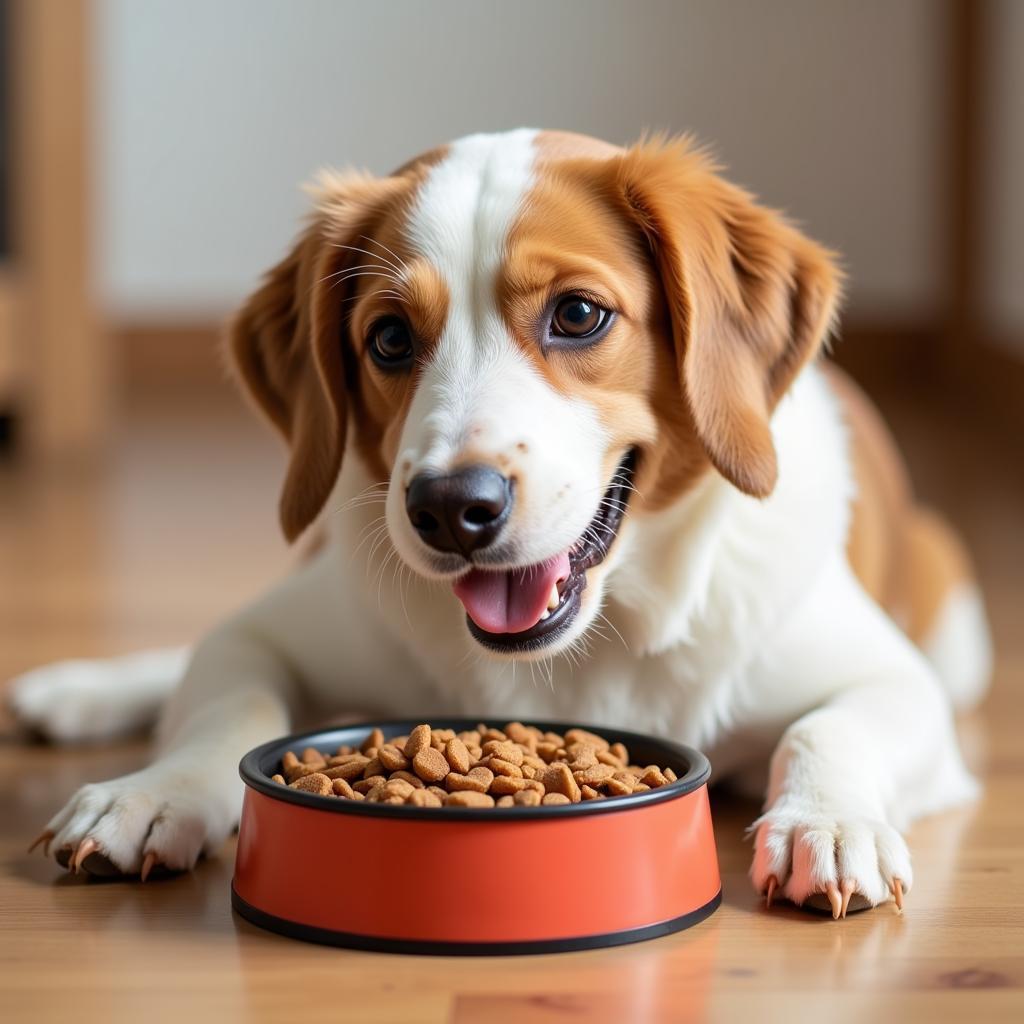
[{"left": 12, "top": 130, "right": 990, "bottom": 914}]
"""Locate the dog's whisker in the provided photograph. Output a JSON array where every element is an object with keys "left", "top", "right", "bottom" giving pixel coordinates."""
[
  {"left": 372, "top": 542, "right": 398, "bottom": 593},
  {"left": 326, "top": 269, "right": 404, "bottom": 294},
  {"left": 335, "top": 492, "right": 388, "bottom": 511},
  {"left": 351, "top": 515, "right": 387, "bottom": 542},
  {"left": 375, "top": 546, "right": 400, "bottom": 610},
  {"left": 327, "top": 273, "right": 402, "bottom": 294},
  {"left": 331, "top": 243, "right": 404, "bottom": 275},
  {"left": 350, "top": 515, "right": 387, "bottom": 545},
  {"left": 361, "top": 234, "right": 412, "bottom": 277},
  {"left": 595, "top": 611, "right": 629, "bottom": 651},
  {"left": 366, "top": 529, "right": 393, "bottom": 575},
  {"left": 320, "top": 261, "right": 395, "bottom": 280},
  {"left": 335, "top": 497, "right": 388, "bottom": 515},
  {"left": 337, "top": 480, "right": 389, "bottom": 505},
  {"left": 453, "top": 644, "right": 474, "bottom": 671},
  {"left": 349, "top": 518, "right": 389, "bottom": 565},
  {"left": 329, "top": 263, "right": 402, "bottom": 282},
  {"left": 323, "top": 258, "right": 398, "bottom": 277},
  {"left": 398, "top": 562, "right": 414, "bottom": 633},
  {"left": 318, "top": 263, "right": 400, "bottom": 287},
  {"left": 342, "top": 289, "right": 407, "bottom": 305}
]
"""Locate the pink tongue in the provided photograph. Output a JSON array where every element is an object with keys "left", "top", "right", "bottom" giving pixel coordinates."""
[{"left": 453, "top": 552, "right": 571, "bottom": 634}]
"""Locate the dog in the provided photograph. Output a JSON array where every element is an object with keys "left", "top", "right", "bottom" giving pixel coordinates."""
[{"left": 11, "top": 130, "right": 991, "bottom": 915}]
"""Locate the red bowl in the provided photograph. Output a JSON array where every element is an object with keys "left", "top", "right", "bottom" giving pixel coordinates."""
[{"left": 232, "top": 719, "right": 720, "bottom": 954}]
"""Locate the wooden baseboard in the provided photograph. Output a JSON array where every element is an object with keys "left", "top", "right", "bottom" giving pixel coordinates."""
[
  {"left": 117, "top": 321, "right": 233, "bottom": 401},
  {"left": 946, "top": 337, "right": 1024, "bottom": 439},
  {"left": 829, "top": 321, "right": 943, "bottom": 394},
  {"left": 14, "top": 0, "right": 109, "bottom": 458},
  {"left": 112, "top": 318, "right": 1024, "bottom": 437}
]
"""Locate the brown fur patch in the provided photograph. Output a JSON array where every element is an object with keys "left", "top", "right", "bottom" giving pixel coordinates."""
[
  {"left": 610, "top": 138, "right": 842, "bottom": 504},
  {"left": 503, "top": 148, "right": 707, "bottom": 508},
  {"left": 828, "top": 366, "right": 973, "bottom": 642},
  {"left": 505, "top": 135, "right": 843, "bottom": 514},
  {"left": 228, "top": 154, "right": 448, "bottom": 538}
]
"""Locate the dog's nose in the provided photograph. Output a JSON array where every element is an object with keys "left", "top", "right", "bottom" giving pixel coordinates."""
[{"left": 405, "top": 466, "right": 512, "bottom": 555}]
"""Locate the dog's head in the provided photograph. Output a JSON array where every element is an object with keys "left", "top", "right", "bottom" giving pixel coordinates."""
[{"left": 230, "top": 130, "right": 840, "bottom": 658}]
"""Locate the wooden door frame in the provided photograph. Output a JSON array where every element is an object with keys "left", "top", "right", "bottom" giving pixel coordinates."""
[{"left": 12, "top": 0, "right": 110, "bottom": 460}]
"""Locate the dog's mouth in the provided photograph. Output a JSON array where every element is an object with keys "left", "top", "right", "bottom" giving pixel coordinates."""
[{"left": 453, "top": 450, "right": 636, "bottom": 653}]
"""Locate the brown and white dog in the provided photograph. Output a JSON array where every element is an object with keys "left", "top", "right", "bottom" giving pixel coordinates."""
[{"left": 12, "top": 130, "right": 991, "bottom": 915}]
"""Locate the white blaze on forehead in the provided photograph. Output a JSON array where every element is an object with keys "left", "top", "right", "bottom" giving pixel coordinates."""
[
  {"left": 402, "top": 130, "right": 546, "bottom": 465},
  {"left": 406, "top": 128, "right": 539, "bottom": 327},
  {"left": 392, "top": 129, "right": 608, "bottom": 570}
]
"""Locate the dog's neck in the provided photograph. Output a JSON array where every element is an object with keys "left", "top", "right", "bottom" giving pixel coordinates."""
[{"left": 604, "top": 364, "right": 853, "bottom": 660}]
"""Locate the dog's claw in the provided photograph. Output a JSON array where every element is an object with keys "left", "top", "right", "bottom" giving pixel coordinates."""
[
  {"left": 891, "top": 878, "right": 904, "bottom": 912},
  {"left": 765, "top": 875, "right": 777, "bottom": 909},
  {"left": 826, "top": 883, "right": 842, "bottom": 920},
  {"left": 71, "top": 837, "right": 99, "bottom": 874},
  {"left": 28, "top": 830, "right": 54, "bottom": 856},
  {"left": 839, "top": 878, "right": 856, "bottom": 919},
  {"left": 140, "top": 851, "right": 158, "bottom": 883}
]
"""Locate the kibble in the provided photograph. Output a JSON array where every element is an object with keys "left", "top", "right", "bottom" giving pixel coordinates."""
[
  {"left": 403, "top": 724, "right": 432, "bottom": 759},
  {"left": 378, "top": 744, "right": 410, "bottom": 772},
  {"left": 412, "top": 747, "right": 450, "bottom": 783},
  {"left": 273, "top": 723, "right": 678, "bottom": 809},
  {"left": 289, "top": 772, "right": 332, "bottom": 796},
  {"left": 445, "top": 737, "right": 471, "bottom": 774}
]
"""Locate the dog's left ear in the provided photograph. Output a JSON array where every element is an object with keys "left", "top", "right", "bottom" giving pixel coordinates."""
[{"left": 616, "top": 138, "right": 842, "bottom": 497}]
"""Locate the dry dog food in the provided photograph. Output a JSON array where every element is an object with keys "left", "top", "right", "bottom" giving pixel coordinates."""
[{"left": 274, "top": 722, "right": 678, "bottom": 809}]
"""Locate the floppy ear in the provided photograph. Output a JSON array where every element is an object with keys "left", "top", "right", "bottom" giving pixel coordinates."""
[
  {"left": 228, "top": 224, "right": 342, "bottom": 541},
  {"left": 228, "top": 172, "right": 403, "bottom": 541},
  {"left": 616, "top": 138, "right": 842, "bottom": 497}
]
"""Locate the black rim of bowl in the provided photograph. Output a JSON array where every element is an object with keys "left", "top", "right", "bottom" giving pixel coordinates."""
[{"left": 238, "top": 718, "right": 711, "bottom": 821}]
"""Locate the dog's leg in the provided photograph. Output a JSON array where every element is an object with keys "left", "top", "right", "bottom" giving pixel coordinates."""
[
  {"left": 30, "top": 548, "right": 421, "bottom": 877},
  {"left": 34, "top": 627, "right": 292, "bottom": 877},
  {"left": 8, "top": 647, "right": 189, "bottom": 743},
  {"left": 748, "top": 556, "right": 978, "bottom": 917}
]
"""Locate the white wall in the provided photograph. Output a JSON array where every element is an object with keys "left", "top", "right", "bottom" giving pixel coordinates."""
[
  {"left": 982, "top": 0, "right": 1024, "bottom": 352},
  {"left": 95, "top": 0, "right": 945, "bottom": 323}
]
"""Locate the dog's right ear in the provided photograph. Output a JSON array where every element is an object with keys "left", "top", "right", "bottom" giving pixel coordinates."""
[
  {"left": 615, "top": 137, "right": 842, "bottom": 498},
  {"left": 228, "top": 172, "right": 404, "bottom": 541}
]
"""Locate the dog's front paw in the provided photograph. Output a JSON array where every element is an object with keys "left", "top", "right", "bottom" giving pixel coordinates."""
[
  {"left": 7, "top": 649, "right": 185, "bottom": 743},
  {"left": 750, "top": 802, "right": 912, "bottom": 917},
  {"left": 29, "top": 767, "right": 236, "bottom": 879}
]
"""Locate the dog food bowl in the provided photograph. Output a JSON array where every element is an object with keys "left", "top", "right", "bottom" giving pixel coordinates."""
[{"left": 232, "top": 719, "right": 720, "bottom": 954}]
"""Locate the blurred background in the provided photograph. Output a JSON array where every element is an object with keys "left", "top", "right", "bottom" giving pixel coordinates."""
[
  {"left": 0, "top": 0, "right": 1021, "bottom": 671},
  {"left": 2, "top": 6, "right": 1022, "bottom": 1011}
]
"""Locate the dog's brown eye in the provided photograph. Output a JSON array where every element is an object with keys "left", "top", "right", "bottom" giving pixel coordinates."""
[
  {"left": 369, "top": 317, "right": 414, "bottom": 368},
  {"left": 551, "top": 297, "right": 608, "bottom": 339}
]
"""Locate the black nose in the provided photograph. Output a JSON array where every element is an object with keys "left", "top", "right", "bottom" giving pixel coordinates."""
[{"left": 405, "top": 466, "right": 512, "bottom": 555}]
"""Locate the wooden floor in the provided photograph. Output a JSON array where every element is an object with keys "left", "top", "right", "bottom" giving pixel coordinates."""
[{"left": 1, "top": 385, "right": 1022, "bottom": 1023}]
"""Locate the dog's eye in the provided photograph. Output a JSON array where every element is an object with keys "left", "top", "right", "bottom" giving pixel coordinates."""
[
  {"left": 550, "top": 296, "right": 609, "bottom": 340},
  {"left": 368, "top": 317, "right": 414, "bottom": 368}
]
